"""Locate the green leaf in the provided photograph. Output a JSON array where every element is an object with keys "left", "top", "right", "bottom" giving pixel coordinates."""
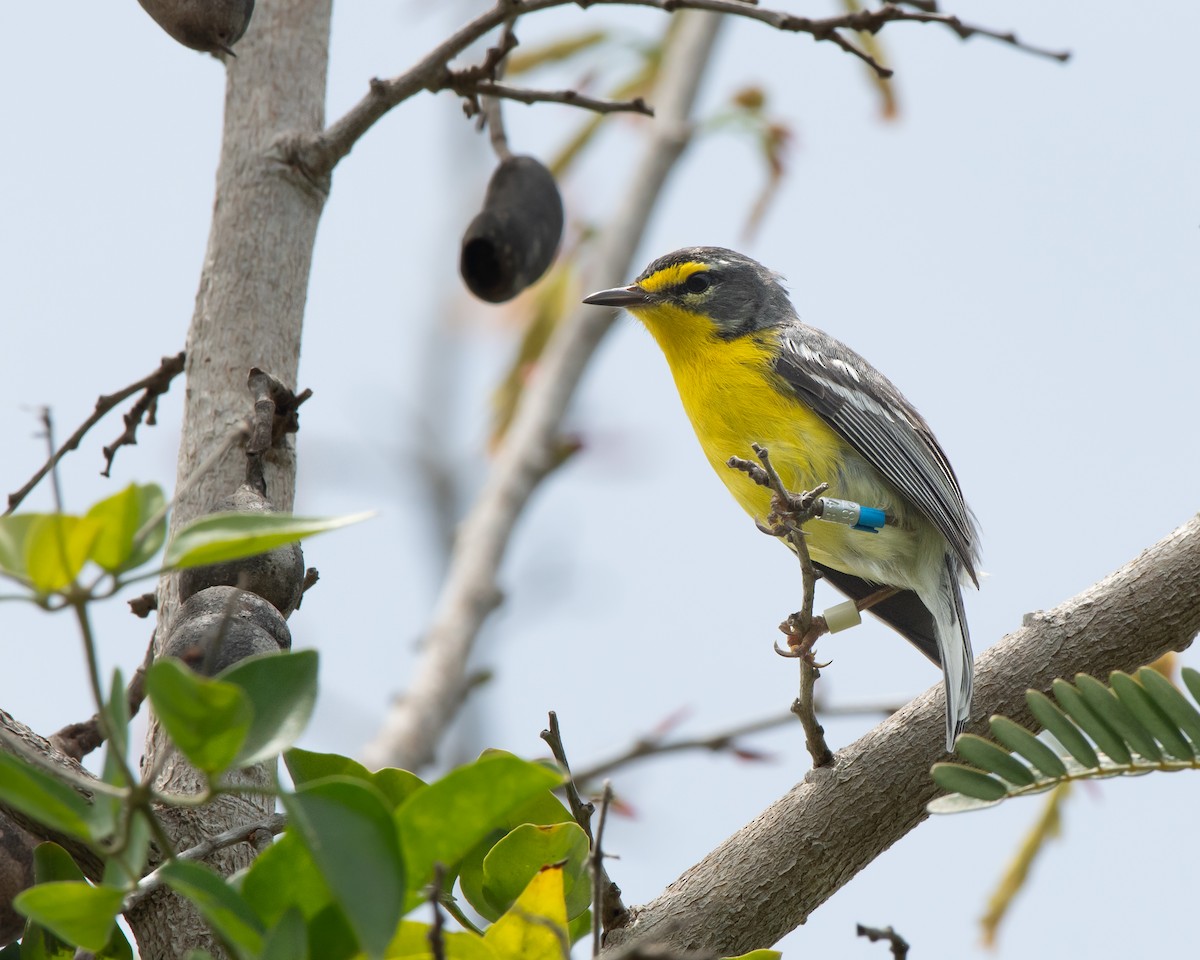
[
  {"left": 930, "top": 762, "right": 1007, "bottom": 801},
  {"left": 481, "top": 823, "right": 591, "bottom": 921},
  {"left": 164, "top": 511, "right": 373, "bottom": 570},
  {"left": 160, "top": 860, "right": 265, "bottom": 959},
  {"left": 1180, "top": 667, "right": 1200, "bottom": 711},
  {"left": 33, "top": 842, "right": 87, "bottom": 883},
  {"left": 988, "top": 716, "right": 1068, "bottom": 779},
  {"left": 1138, "top": 667, "right": 1200, "bottom": 750},
  {"left": 284, "top": 777, "right": 406, "bottom": 960},
  {"left": 219, "top": 650, "right": 318, "bottom": 766},
  {"left": 102, "top": 810, "right": 152, "bottom": 891},
  {"left": 307, "top": 903, "right": 358, "bottom": 960},
  {"left": 723, "top": 952, "right": 783, "bottom": 960},
  {"left": 241, "top": 832, "right": 332, "bottom": 925},
  {"left": 1052, "top": 679, "right": 1131, "bottom": 765},
  {"left": 954, "top": 734, "right": 1036, "bottom": 786},
  {"left": 144, "top": 659, "right": 251, "bottom": 776},
  {"left": 261, "top": 908, "right": 308, "bottom": 960},
  {"left": 384, "top": 920, "right": 499, "bottom": 959},
  {"left": 397, "top": 753, "right": 564, "bottom": 895},
  {"left": 25, "top": 514, "right": 102, "bottom": 593},
  {"left": 14, "top": 882, "right": 123, "bottom": 952},
  {"left": 0, "top": 513, "right": 39, "bottom": 580},
  {"left": 284, "top": 749, "right": 426, "bottom": 810},
  {"left": 285, "top": 748, "right": 374, "bottom": 788},
  {"left": 1074, "top": 673, "right": 1161, "bottom": 761},
  {"left": 0, "top": 752, "right": 94, "bottom": 841},
  {"left": 459, "top": 782, "right": 572, "bottom": 921},
  {"left": 85, "top": 483, "right": 167, "bottom": 573},
  {"left": 1109, "top": 671, "right": 1194, "bottom": 760},
  {"left": 93, "top": 670, "right": 131, "bottom": 846},
  {"left": 370, "top": 768, "right": 426, "bottom": 809},
  {"left": 1026, "top": 689, "right": 1099, "bottom": 768}
]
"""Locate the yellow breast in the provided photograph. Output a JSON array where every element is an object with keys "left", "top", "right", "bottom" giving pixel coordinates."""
[{"left": 635, "top": 302, "right": 927, "bottom": 586}]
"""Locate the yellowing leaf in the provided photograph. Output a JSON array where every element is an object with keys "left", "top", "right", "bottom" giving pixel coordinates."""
[
  {"left": 25, "top": 514, "right": 102, "bottom": 593},
  {"left": 483, "top": 866, "right": 569, "bottom": 960}
]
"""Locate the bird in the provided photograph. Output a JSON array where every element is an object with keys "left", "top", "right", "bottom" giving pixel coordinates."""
[{"left": 583, "top": 247, "right": 979, "bottom": 750}]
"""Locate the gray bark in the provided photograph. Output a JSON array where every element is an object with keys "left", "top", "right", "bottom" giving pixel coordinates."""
[
  {"left": 129, "top": 2, "right": 332, "bottom": 956},
  {"left": 603, "top": 515, "right": 1200, "bottom": 956}
]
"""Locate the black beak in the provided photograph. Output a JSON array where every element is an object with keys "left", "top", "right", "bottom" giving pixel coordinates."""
[{"left": 582, "top": 284, "right": 649, "bottom": 308}]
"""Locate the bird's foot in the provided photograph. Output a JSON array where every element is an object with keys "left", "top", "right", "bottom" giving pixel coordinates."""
[{"left": 775, "top": 611, "right": 830, "bottom": 661}]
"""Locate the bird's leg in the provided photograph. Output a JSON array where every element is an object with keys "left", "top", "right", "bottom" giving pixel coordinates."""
[{"left": 855, "top": 585, "right": 900, "bottom": 613}]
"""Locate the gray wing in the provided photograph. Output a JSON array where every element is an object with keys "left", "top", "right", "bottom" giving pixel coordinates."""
[{"left": 772, "top": 325, "right": 979, "bottom": 582}]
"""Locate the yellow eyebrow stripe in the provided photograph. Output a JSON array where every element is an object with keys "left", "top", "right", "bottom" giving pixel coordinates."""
[{"left": 638, "top": 261, "right": 708, "bottom": 294}]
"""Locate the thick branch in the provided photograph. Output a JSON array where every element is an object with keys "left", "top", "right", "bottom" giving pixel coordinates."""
[
  {"left": 602, "top": 515, "right": 1200, "bottom": 956},
  {"left": 361, "top": 11, "right": 725, "bottom": 771}
]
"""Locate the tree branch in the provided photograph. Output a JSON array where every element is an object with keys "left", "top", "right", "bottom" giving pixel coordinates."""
[
  {"left": 4, "top": 352, "right": 185, "bottom": 515},
  {"left": 459, "top": 80, "right": 653, "bottom": 118},
  {"left": 360, "top": 10, "right": 726, "bottom": 772},
  {"left": 288, "top": 0, "right": 1064, "bottom": 180},
  {"left": 602, "top": 514, "right": 1200, "bottom": 956}
]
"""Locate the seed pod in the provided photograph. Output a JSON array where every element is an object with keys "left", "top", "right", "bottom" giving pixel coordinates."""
[
  {"left": 177, "top": 484, "right": 305, "bottom": 617},
  {"left": 164, "top": 586, "right": 291, "bottom": 676},
  {"left": 137, "top": 0, "right": 255, "bottom": 55},
  {"left": 461, "top": 155, "right": 564, "bottom": 303}
]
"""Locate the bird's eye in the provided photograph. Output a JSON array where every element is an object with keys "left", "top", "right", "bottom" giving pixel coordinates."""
[{"left": 684, "top": 272, "right": 712, "bottom": 294}]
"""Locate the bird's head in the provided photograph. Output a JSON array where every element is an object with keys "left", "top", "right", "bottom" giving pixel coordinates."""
[{"left": 583, "top": 246, "right": 796, "bottom": 343}]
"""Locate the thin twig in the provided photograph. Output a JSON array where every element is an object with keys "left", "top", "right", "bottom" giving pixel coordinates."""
[
  {"left": 123, "top": 812, "right": 287, "bottom": 912},
  {"left": 591, "top": 781, "right": 615, "bottom": 958},
  {"left": 479, "top": 17, "right": 515, "bottom": 160},
  {"left": 464, "top": 80, "right": 654, "bottom": 117},
  {"left": 288, "top": 0, "right": 1065, "bottom": 180},
  {"left": 856, "top": 923, "right": 910, "bottom": 959},
  {"left": 541, "top": 712, "right": 595, "bottom": 837},
  {"left": 574, "top": 711, "right": 789, "bottom": 783},
  {"left": 794, "top": 660, "right": 832, "bottom": 766},
  {"left": 573, "top": 698, "right": 903, "bottom": 783},
  {"left": 428, "top": 862, "right": 448, "bottom": 960},
  {"left": 6, "top": 353, "right": 186, "bottom": 514},
  {"left": 728, "top": 444, "right": 835, "bottom": 766},
  {"left": 541, "top": 713, "right": 628, "bottom": 935},
  {"left": 49, "top": 639, "right": 153, "bottom": 761}
]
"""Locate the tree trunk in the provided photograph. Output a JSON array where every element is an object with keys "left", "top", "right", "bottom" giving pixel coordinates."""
[{"left": 129, "top": 2, "right": 331, "bottom": 955}]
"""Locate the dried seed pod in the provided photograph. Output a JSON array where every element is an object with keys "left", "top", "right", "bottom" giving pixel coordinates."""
[
  {"left": 137, "top": 0, "right": 255, "bottom": 55},
  {"left": 164, "top": 586, "right": 291, "bottom": 676},
  {"left": 177, "top": 484, "right": 305, "bottom": 617},
  {"left": 461, "top": 156, "right": 564, "bottom": 303}
]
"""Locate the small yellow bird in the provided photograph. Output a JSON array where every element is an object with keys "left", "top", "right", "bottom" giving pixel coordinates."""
[{"left": 584, "top": 247, "right": 979, "bottom": 749}]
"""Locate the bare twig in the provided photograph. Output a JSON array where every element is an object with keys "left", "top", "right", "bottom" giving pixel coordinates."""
[
  {"left": 541, "top": 713, "right": 628, "bottom": 937},
  {"left": 856, "top": 923, "right": 909, "bottom": 959},
  {"left": 124, "top": 812, "right": 287, "bottom": 912},
  {"left": 361, "top": 11, "right": 726, "bottom": 773},
  {"left": 573, "top": 697, "right": 903, "bottom": 783},
  {"left": 287, "top": 0, "right": 1065, "bottom": 180},
  {"left": 428, "top": 862, "right": 448, "bottom": 960},
  {"left": 591, "top": 781, "right": 615, "bottom": 958},
  {"left": 463, "top": 80, "right": 654, "bottom": 117},
  {"left": 5, "top": 352, "right": 186, "bottom": 514},
  {"left": 793, "top": 660, "right": 832, "bottom": 767},
  {"left": 573, "top": 711, "right": 788, "bottom": 784},
  {"left": 49, "top": 639, "right": 154, "bottom": 762},
  {"left": 729, "top": 444, "right": 835, "bottom": 766}
]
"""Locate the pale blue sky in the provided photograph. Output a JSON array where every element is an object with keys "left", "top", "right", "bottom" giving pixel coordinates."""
[{"left": 2, "top": 2, "right": 1198, "bottom": 957}]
